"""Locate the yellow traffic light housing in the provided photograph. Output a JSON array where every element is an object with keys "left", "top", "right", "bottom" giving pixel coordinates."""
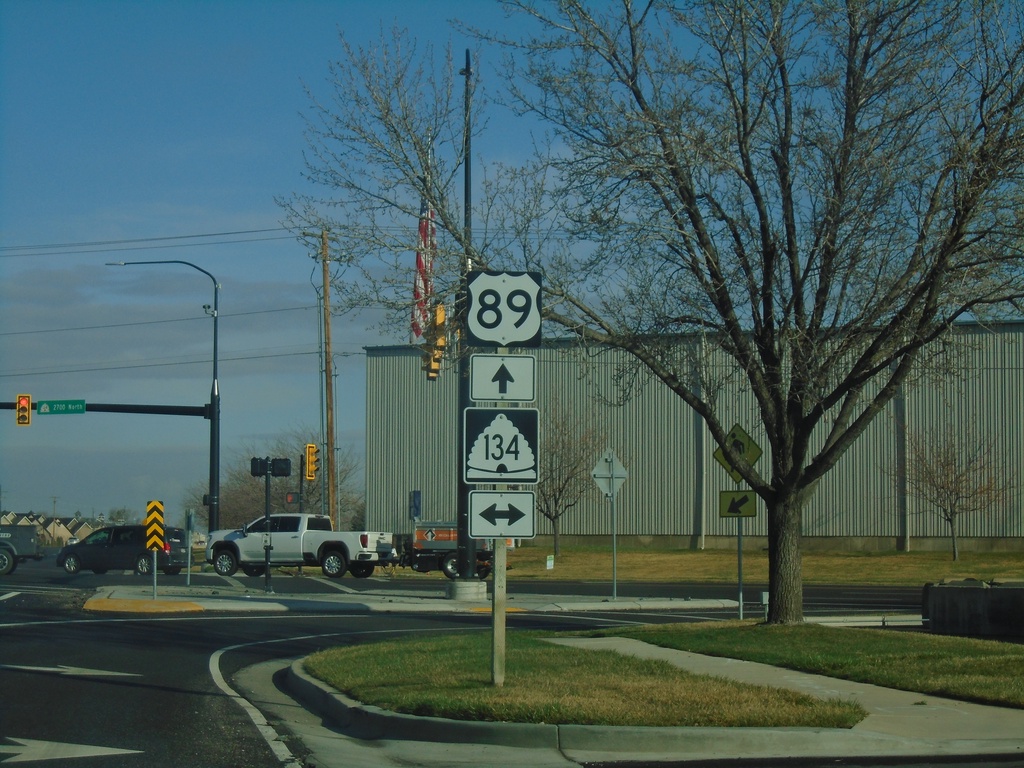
[
  {"left": 15, "top": 394, "right": 31, "bottom": 426},
  {"left": 420, "top": 303, "right": 446, "bottom": 381},
  {"left": 305, "top": 443, "right": 319, "bottom": 481},
  {"left": 434, "top": 303, "right": 446, "bottom": 350}
]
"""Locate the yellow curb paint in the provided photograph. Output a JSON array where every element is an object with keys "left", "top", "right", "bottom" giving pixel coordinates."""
[{"left": 84, "top": 599, "right": 204, "bottom": 614}]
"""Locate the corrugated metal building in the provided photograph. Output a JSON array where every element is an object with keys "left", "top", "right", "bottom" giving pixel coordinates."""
[{"left": 365, "top": 321, "right": 1023, "bottom": 551}]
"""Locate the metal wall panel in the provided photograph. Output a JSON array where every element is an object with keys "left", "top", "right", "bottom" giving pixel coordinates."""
[{"left": 365, "top": 322, "right": 1023, "bottom": 544}]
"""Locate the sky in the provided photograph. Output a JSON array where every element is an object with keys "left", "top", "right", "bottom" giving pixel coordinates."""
[{"left": 0, "top": 0, "right": 523, "bottom": 528}]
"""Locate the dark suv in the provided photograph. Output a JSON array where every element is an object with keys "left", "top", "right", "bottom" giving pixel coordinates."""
[{"left": 56, "top": 525, "right": 190, "bottom": 576}]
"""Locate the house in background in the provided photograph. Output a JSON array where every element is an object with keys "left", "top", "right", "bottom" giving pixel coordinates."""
[{"left": 0, "top": 512, "right": 96, "bottom": 546}]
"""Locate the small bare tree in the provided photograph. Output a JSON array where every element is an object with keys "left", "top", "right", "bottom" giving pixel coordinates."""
[
  {"left": 905, "top": 424, "right": 1013, "bottom": 560},
  {"left": 535, "top": 400, "right": 603, "bottom": 555},
  {"left": 187, "top": 429, "right": 363, "bottom": 531}
]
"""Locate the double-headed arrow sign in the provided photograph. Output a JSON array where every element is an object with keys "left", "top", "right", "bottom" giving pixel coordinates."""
[
  {"left": 480, "top": 502, "right": 527, "bottom": 527},
  {"left": 469, "top": 491, "right": 536, "bottom": 538}
]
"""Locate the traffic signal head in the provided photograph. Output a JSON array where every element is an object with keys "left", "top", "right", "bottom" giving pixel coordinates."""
[
  {"left": 305, "top": 443, "right": 319, "bottom": 481},
  {"left": 422, "top": 346, "right": 441, "bottom": 380},
  {"left": 15, "top": 394, "right": 31, "bottom": 426},
  {"left": 420, "top": 303, "right": 445, "bottom": 381},
  {"left": 433, "top": 303, "right": 446, "bottom": 350}
]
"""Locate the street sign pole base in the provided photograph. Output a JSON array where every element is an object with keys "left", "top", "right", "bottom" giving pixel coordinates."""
[{"left": 446, "top": 580, "right": 487, "bottom": 601}]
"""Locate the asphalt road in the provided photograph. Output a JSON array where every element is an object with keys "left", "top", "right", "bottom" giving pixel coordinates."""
[
  {"left": 0, "top": 576, "right": 701, "bottom": 767},
  {"left": 0, "top": 558, "right": 930, "bottom": 768},
  {"left": 4, "top": 554, "right": 924, "bottom": 615}
]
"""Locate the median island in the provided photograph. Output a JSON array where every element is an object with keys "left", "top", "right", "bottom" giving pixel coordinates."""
[{"left": 303, "top": 621, "right": 1024, "bottom": 728}]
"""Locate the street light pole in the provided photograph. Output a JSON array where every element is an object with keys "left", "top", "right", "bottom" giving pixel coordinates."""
[{"left": 106, "top": 259, "right": 221, "bottom": 533}]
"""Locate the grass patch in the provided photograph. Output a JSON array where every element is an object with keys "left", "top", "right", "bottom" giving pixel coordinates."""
[
  {"left": 499, "top": 547, "right": 1024, "bottom": 585},
  {"left": 598, "top": 621, "right": 1024, "bottom": 708},
  {"left": 304, "top": 630, "right": 865, "bottom": 728}
]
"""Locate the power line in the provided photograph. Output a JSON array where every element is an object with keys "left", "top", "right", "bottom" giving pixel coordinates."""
[
  {"left": 0, "top": 228, "right": 293, "bottom": 258},
  {"left": 0, "top": 346, "right": 369, "bottom": 379},
  {"left": 0, "top": 349, "right": 317, "bottom": 378},
  {"left": 0, "top": 305, "right": 317, "bottom": 338}
]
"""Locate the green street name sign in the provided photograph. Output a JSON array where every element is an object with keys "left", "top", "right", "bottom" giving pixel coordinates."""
[{"left": 36, "top": 399, "right": 86, "bottom": 415}]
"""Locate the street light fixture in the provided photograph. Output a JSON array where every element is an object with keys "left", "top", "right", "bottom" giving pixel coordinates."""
[{"left": 106, "top": 259, "right": 221, "bottom": 532}]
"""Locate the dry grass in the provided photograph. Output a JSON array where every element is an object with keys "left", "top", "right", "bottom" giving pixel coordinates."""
[
  {"left": 488, "top": 547, "right": 1024, "bottom": 585},
  {"left": 304, "top": 631, "right": 865, "bottom": 728}
]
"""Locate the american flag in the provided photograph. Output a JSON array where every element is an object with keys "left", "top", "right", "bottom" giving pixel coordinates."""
[{"left": 412, "top": 194, "right": 435, "bottom": 339}]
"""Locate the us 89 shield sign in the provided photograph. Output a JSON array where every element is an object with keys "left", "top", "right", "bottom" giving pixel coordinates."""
[{"left": 465, "top": 271, "right": 542, "bottom": 347}]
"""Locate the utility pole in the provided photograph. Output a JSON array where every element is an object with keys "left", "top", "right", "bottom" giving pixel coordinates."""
[
  {"left": 456, "top": 48, "right": 477, "bottom": 585},
  {"left": 320, "top": 230, "right": 338, "bottom": 529}
]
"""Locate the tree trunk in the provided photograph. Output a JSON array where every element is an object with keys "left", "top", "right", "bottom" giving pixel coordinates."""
[
  {"left": 948, "top": 516, "right": 959, "bottom": 562},
  {"left": 766, "top": 495, "right": 804, "bottom": 624},
  {"left": 552, "top": 517, "right": 561, "bottom": 557}
]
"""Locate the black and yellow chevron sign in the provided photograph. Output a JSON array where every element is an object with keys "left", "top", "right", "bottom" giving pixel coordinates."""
[{"left": 145, "top": 500, "right": 165, "bottom": 551}]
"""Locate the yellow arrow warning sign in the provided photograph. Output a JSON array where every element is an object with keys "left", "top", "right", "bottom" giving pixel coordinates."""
[{"left": 145, "top": 500, "right": 165, "bottom": 551}]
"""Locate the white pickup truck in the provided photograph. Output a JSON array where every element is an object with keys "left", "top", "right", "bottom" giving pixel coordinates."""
[{"left": 205, "top": 513, "right": 394, "bottom": 579}]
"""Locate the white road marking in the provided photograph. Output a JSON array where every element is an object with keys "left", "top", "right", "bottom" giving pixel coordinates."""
[
  {"left": 0, "top": 736, "right": 141, "bottom": 763},
  {"left": 0, "top": 663, "right": 141, "bottom": 677}
]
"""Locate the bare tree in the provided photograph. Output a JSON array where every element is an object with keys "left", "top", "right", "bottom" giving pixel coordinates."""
[
  {"left": 905, "top": 423, "right": 1013, "bottom": 561},
  {"left": 187, "top": 430, "right": 364, "bottom": 531},
  {"left": 284, "top": 3, "right": 1024, "bottom": 623},
  {"left": 107, "top": 507, "right": 133, "bottom": 526},
  {"left": 536, "top": 400, "right": 604, "bottom": 555}
]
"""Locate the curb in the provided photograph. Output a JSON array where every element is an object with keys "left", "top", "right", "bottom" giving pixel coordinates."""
[
  {"left": 285, "top": 659, "right": 560, "bottom": 748},
  {"left": 83, "top": 597, "right": 205, "bottom": 613},
  {"left": 283, "top": 659, "right": 935, "bottom": 760}
]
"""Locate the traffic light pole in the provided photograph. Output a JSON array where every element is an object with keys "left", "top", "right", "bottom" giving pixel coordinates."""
[{"left": 106, "top": 260, "right": 221, "bottom": 534}]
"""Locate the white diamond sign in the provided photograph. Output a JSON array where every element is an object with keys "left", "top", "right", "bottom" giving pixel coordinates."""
[{"left": 592, "top": 449, "right": 627, "bottom": 497}]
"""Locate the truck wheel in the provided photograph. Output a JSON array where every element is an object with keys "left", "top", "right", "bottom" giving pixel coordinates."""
[
  {"left": 213, "top": 549, "right": 239, "bottom": 577},
  {"left": 320, "top": 550, "right": 348, "bottom": 578},
  {"left": 0, "top": 550, "right": 15, "bottom": 576},
  {"left": 63, "top": 553, "right": 82, "bottom": 575},
  {"left": 135, "top": 554, "right": 153, "bottom": 576},
  {"left": 441, "top": 553, "right": 459, "bottom": 580},
  {"left": 241, "top": 564, "right": 266, "bottom": 577},
  {"left": 349, "top": 562, "right": 374, "bottom": 578},
  {"left": 476, "top": 564, "right": 492, "bottom": 580}
]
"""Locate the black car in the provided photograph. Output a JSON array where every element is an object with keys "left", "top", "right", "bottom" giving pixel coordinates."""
[{"left": 56, "top": 525, "right": 190, "bottom": 576}]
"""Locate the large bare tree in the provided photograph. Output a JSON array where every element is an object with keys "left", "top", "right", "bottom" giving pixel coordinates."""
[{"left": 282, "top": 2, "right": 1024, "bottom": 623}]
